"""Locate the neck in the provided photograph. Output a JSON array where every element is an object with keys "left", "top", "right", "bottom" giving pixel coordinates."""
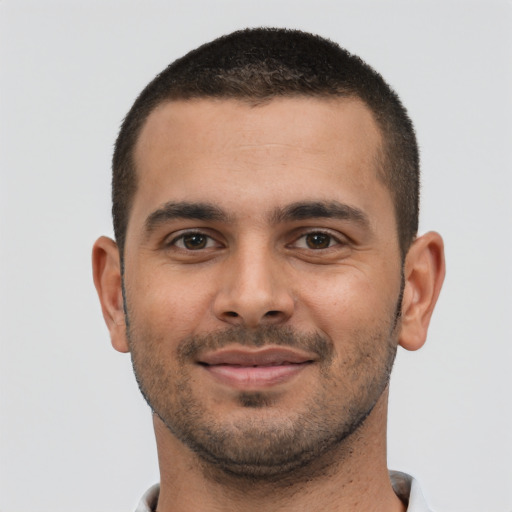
[{"left": 153, "top": 389, "right": 405, "bottom": 512}]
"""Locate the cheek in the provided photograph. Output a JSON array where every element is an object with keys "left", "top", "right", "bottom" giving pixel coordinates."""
[
  {"left": 296, "top": 268, "right": 398, "bottom": 338},
  {"left": 126, "top": 268, "right": 216, "bottom": 339}
]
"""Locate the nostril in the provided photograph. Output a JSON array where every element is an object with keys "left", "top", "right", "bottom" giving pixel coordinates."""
[
  {"left": 264, "top": 310, "right": 280, "bottom": 317},
  {"left": 225, "top": 311, "right": 239, "bottom": 318}
]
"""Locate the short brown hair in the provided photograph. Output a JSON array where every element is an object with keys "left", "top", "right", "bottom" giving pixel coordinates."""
[{"left": 112, "top": 28, "right": 419, "bottom": 257}]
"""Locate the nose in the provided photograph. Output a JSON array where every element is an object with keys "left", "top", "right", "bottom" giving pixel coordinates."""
[{"left": 212, "top": 243, "right": 295, "bottom": 327}]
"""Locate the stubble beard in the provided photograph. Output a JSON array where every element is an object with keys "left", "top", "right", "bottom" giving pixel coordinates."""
[{"left": 125, "top": 311, "right": 400, "bottom": 482}]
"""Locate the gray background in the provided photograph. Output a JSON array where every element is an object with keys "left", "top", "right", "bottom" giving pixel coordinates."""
[{"left": 1, "top": 1, "right": 511, "bottom": 511}]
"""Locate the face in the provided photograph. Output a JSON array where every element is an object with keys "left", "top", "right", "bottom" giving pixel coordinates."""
[{"left": 121, "top": 97, "right": 404, "bottom": 478}]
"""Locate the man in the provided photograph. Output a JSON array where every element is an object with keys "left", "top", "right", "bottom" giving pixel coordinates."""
[{"left": 93, "top": 28, "right": 445, "bottom": 512}]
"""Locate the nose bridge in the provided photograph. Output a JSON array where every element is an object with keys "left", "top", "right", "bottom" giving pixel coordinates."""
[{"left": 213, "top": 236, "right": 294, "bottom": 326}]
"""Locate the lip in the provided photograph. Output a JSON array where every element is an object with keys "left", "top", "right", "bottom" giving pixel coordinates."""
[{"left": 198, "top": 347, "right": 316, "bottom": 389}]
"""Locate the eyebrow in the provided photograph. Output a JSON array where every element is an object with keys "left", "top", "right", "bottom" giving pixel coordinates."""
[
  {"left": 270, "top": 201, "right": 370, "bottom": 227},
  {"left": 143, "top": 199, "right": 370, "bottom": 236},
  {"left": 144, "top": 201, "right": 229, "bottom": 234}
]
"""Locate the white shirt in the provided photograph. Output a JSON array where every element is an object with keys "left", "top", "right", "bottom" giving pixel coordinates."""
[
  {"left": 134, "top": 471, "right": 433, "bottom": 511},
  {"left": 390, "top": 471, "right": 433, "bottom": 511}
]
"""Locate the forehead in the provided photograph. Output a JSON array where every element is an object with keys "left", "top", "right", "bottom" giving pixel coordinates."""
[
  {"left": 130, "top": 97, "right": 390, "bottom": 232},
  {"left": 135, "top": 96, "right": 382, "bottom": 169}
]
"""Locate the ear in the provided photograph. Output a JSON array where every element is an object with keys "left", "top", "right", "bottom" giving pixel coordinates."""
[
  {"left": 398, "top": 231, "right": 445, "bottom": 351},
  {"left": 92, "top": 236, "right": 130, "bottom": 353}
]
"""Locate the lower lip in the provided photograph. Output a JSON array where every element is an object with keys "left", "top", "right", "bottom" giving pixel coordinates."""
[{"left": 202, "top": 363, "right": 311, "bottom": 389}]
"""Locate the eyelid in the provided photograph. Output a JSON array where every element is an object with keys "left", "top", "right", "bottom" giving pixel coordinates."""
[
  {"left": 165, "top": 229, "right": 223, "bottom": 250},
  {"left": 289, "top": 228, "right": 349, "bottom": 249}
]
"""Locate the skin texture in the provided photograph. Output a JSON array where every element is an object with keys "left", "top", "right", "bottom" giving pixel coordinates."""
[{"left": 93, "top": 97, "right": 445, "bottom": 512}]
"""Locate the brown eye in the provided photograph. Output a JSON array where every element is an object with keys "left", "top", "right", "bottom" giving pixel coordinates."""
[
  {"left": 181, "top": 233, "right": 208, "bottom": 250},
  {"left": 305, "top": 232, "right": 332, "bottom": 249}
]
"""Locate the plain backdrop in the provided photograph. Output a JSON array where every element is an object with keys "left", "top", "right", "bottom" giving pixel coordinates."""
[{"left": 1, "top": 1, "right": 511, "bottom": 511}]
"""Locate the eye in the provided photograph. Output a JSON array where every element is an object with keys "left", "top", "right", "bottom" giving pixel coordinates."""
[
  {"left": 293, "top": 231, "right": 342, "bottom": 250},
  {"left": 171, "top": 232, "right": 217, "bottom": 250}
]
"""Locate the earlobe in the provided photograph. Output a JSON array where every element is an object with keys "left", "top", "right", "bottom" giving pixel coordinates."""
[
  {"left": 398, "top": 231, "right": 445, "bottom": 351},
  {"left": 92, "top": 236, "right": 130, "bottom": 353}
]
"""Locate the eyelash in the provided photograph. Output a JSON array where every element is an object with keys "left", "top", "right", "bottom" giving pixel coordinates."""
[
  {"left": 291, "top": 230, "right": 346, "bottom": 250},
  {"left": 168, "top": 231, "right": 221, "bottom": 251},
  {"left": 166, "top": 229, "right": 347, "bottom": 252}
]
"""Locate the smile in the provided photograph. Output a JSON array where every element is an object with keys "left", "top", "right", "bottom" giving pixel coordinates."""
[{"left": 198, "top": 347, "right": 316, "bottom": 388}]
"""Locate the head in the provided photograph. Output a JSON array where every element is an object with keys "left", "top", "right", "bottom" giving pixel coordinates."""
[
  {"left": 112, "top": 28, "right": 419, "bottom": 260},
  {"left": 94, "top": 28, "right": 444, "bottom": 482}
]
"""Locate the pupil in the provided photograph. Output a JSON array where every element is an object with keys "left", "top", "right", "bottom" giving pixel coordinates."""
[
  {"left": 184, "top": 234, "right": 206, "bottom": 249},
  {"left": 306, "top": 233, "right": 330, "bottom": 249}
]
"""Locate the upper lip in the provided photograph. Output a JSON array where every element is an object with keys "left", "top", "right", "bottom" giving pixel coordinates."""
[{"left": 198, "top": 347, "right": 317, "bottom": 366}]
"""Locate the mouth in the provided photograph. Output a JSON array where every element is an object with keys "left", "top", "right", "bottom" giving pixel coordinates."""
[{"left": 198, "top": 347, "right": 316, "bottom": 389}]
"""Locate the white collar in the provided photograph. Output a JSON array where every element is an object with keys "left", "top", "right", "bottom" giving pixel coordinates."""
[{"left": 135, "top": 471, "right": 433, "bottom": 511}]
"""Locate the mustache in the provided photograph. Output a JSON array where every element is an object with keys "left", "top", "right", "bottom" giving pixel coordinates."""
[{"left": 177, "top": 325, "right": 334, "bottom": 362}]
